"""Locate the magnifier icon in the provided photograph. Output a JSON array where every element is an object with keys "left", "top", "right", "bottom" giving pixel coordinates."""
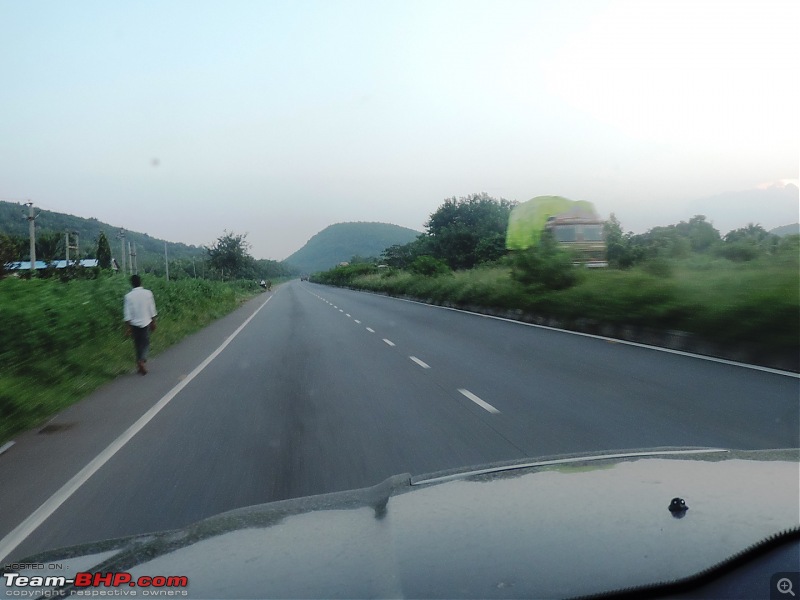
[{"left": 777, "top": 578, "right": 795, "bottom": 596}]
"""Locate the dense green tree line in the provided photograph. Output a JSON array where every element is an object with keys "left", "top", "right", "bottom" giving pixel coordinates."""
[
  {"left": 606, "top": 214, "right": 798, "bottom": 267},
  {"left": 382, "top": 192, "right": 516, "bottom": 270},
  {"left": 1, "top": 229, "right": 296, "bottom": 282},
  {"left": 358, "top": 194, "right": 798, "bottom": 293}
]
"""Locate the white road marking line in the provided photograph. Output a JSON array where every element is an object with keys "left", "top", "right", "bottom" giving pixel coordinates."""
[
  {"left": 354, "top": 320, "right": 361, "bottom": 324},
  {"left": 333, "top": 305, "right": 338, "bottom": 309},
  {"left": 366, "top": 327, "right": 375, "bottom": 333},
  {"left": 346, "top": 313, "right": 351, "bottom": 317},
  {"left": 0, "top": 441, "right": 15, "bottom": 456},
  {"left": 458, "top": 388, "right": 500, "bottom": 414},
  {"left": 383, "top": 339, "right": 396, "bottom": 346},
  {"left": 339, "top": 309, "right": 344, "bottom": 313},
  {"left": 0, "top": 293, "right": 276, "bottom": 565},
  {"left": 372, "top": 294, "right": 799, "bottom": 378},
  {"left": 409, "top": 356, "right": 431, "bottom": 369}
]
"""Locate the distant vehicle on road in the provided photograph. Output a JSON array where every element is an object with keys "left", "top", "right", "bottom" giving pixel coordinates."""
[
  {"left": 507, "top": 195, "right": 608, "bottom": 267},
  {"left": 545, "top": 206, "right": 608, "bottom": 267}
]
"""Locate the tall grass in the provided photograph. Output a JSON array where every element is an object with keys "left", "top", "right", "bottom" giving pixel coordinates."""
[{"left": 0, "top": 274, "right": 262, "bottom": 442}]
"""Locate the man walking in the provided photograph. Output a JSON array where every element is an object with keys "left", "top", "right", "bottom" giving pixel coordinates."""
[{"left": 124, "top": 274, "right": 157, "bottom": 375}]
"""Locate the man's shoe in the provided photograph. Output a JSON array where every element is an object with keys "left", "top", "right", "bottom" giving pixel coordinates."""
[{"left": 137, "top": 360, "right": 148, "bottom": 375}]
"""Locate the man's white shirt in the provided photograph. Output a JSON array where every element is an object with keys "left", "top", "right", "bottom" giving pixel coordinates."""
[{"left": 124, "top": 287, "right": 157, "bottom": 327}]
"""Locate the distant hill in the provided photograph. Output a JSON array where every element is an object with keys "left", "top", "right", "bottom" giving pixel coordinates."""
[
  {"left": 689, "top": 183, "right": 798, "bottom": 235},
  {"left": 285, "top": 222, "right": 421, "bottom": 273},
  {"left": 0, "top": 200, "right": 206, "bottom": 267},
  {"left": 770, "top": 223, "right": 800, "bottom": 237}
]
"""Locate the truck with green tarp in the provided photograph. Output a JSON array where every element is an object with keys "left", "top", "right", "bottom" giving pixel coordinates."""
[{"left": 506, "top": 196, "right": 608, "bottom": 267}]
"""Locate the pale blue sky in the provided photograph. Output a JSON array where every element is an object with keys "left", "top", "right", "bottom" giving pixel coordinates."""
[{"left": 1, "top": 0, "right": 797, "bottom": 259}]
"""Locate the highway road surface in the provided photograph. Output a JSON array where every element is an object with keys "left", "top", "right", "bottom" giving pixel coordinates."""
[{"left": 1, "top": 280, "right": 798, "bottom": 563}]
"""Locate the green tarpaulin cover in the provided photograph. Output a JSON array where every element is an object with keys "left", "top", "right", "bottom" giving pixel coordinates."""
[{"left": 506, "top": 196, "right": 596, "bottom": 250}]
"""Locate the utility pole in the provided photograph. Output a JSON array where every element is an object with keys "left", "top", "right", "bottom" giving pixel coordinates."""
[
  {"left": 131, "top": 242, "right": 138, "bottom": 274},
  {"left": 65, "top": 230, "right": 78, "bottom": 264},
  {"left": 23, "top": 201, "right": 39, "bottom": 272},
  {"left": 127, "top": 242, "right": 133, "bottom": 275},
  {"left": 164, "top": 241, "right": 169, "bottom": 281},
  {"left": 117, "top": 229, "right": 126, "bottom": 274}
]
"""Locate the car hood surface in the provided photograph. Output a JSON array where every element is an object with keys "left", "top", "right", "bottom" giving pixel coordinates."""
[{"left": 5, "top": 448, "right": 800, "bottom": 598}]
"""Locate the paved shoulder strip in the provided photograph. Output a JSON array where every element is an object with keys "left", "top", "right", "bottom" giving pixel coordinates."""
[{"left": 0, "top": 294, "right": 276, "bottom": 564}]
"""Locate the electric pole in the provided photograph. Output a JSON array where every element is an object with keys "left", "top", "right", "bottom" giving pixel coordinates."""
[
  {"left": 23, "top": 201, "right": 39, "bottom": 272},
  {"left": 65, "top": 230, "right": 78, "bottom": 264},
  {"left": 164, "top": 241, "right": 169, "bottom": 281},
  {"left": 117, "top": 229, "right": 126, "bottom": 274},
  {"left": 131, "top": 242, "right": 138, "bottom": 274}
]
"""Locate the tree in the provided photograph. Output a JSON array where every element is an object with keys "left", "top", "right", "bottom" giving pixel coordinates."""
[
  {"left": 381, "top": 236, "right": 433, "bottom": 269},
  {"left": 674, "top": 215, "right": 720, "bottom": 252},
  {"left": 0, "top": 233, "right": 20, "bottom": 279},
  {"left": 206, "top": 231, "right": 256, "bottom": 279},
  {"left": 424, "top": 193, "right": 516, "bottom": 270},
  {"left": 96, "top": 231, "right": 112, "bottom": 269},
  {"left": 723, "top": 223, "right": 772, "bottom": 244},
  {"left": 36, "top": 231, "right": 62, "bottom": 262},
  {"left": 717, "top": 223, "right": 780, "bottom": 261}
]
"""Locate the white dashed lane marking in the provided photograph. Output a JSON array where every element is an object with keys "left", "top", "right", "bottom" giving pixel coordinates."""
[
  {"left": 305, "top": 286, "right": 502, "bottom": 418},
  {"left": 458, "top": 389, "right": 500, "bottom": 414},
  {"left": 409, "top": 356, "right": 431, "bottom": 369}
]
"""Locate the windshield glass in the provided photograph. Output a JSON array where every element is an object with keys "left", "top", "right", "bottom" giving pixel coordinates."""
[{"left": 1, "top": 1, "right": 798, "bottom": 597}]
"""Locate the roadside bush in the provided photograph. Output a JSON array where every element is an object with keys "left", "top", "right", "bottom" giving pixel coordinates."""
[
  {"left": 715, "top": 240, "right": 760, "bottom": 262},
  {"left": 510, "top": 233, "right": 578, "bottom": 290},
  {"left": 642, "top": 257, "right": 674, "bottom": 278},
  {"left": 408, "top": 255, "right": 451, "bottom": 277},
  {"left": 311, "top": 263, "right": 377, "bottom": 286}
]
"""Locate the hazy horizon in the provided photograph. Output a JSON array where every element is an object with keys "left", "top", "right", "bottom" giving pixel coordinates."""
[{"left": 2, "top": 0, "right": 797, "bottom": 261}]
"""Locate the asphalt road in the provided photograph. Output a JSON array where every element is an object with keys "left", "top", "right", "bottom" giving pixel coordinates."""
[{"left": 1, "top": 280, "right": 798, "bottom": 563}]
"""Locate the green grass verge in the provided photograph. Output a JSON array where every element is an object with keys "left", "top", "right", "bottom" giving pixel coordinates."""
[{"left": 0, "top": 274, "right": 264, "bottom": 443}]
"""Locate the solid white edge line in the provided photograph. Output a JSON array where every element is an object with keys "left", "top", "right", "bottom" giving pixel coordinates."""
[
  {"left": 0, "top": 294, "right": 276, "bottom": 565},
  {"left": 0, "top": 441, "right": 15, "bottom": 456},
  {"left": 409, "top": 356, "right": 431, "bottom": 369},
  {"left": 458, "top": 388, "right": 500, "bottom": 414},
  {"left": 383, "top": 339, "right": 396, "bottom": 347},
  {"left": 343, "top": 291, "right": 799, "bottom": 379}
]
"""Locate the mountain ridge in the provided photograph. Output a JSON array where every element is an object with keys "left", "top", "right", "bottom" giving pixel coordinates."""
[
  {"left": 284, "top": 221, "right": 421, "bottom": 273},
  {"left": 0, "top": 200, "right": 206, "bottom": 266}
]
